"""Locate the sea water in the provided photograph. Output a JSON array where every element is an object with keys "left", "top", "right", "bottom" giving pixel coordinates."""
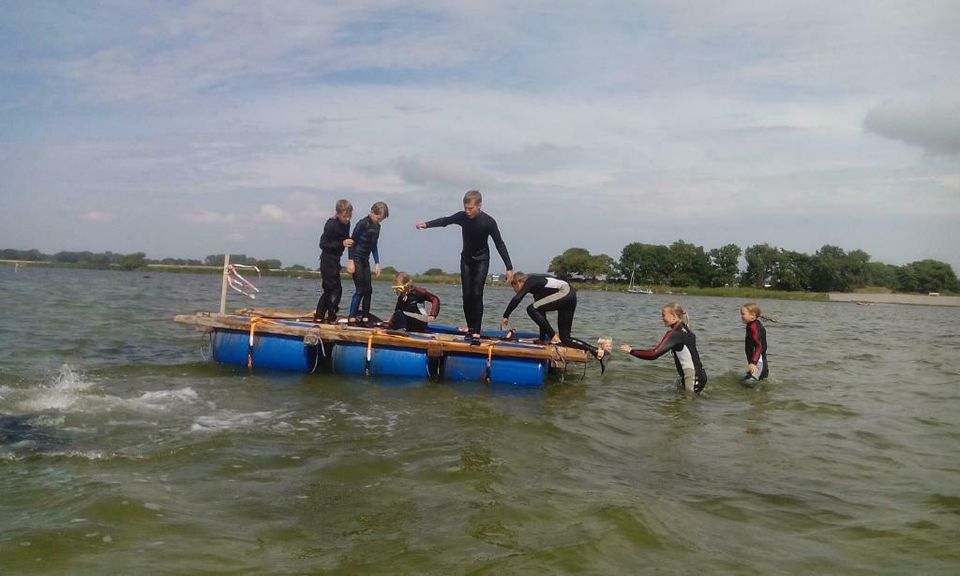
[{"left": 1, "top": 266, "right": 958, "bottom": 574}]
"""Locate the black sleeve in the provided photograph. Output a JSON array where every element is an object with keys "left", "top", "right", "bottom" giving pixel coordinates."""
[
  {"left": 502, "top": 276, "right": 544, "bottom": 318},
  {"left": 319, "top": 219, "right": 341, "bottom": 252},
  {"left": 424, "top": 212, "right": 463, "bottom": 228},
  {"left": 488, "top": 217, "right": 512, "bottom": 270}
]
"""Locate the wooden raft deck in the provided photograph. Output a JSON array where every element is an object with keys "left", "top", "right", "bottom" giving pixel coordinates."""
[{"left": 173, "top": 310, "right": 594, "bottom": 367}]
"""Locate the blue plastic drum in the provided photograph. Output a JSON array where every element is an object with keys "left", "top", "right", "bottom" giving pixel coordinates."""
[
  {"left": 212, "top": 329, "right": 321, "bottom": 372},
  {"left": 331, "top": 342, "right": 431, "bottom": 378}
]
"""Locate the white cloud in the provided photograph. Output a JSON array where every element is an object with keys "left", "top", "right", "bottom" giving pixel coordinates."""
[
  {"left": 79, "top": 211, "right": 115, "bottom": 223},
  {"left": 256, "top": 204, "right": 292, "bottom": 223},
  {"left": 181, "top": 210, "right": 237, "bottom": 224},
  {"left": 863, "top": 95, "right": 960, "bottom": 155}
]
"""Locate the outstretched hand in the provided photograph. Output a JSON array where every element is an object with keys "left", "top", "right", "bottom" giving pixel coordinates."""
[
  {"left": 618, "top": 344, "right": 633, "bottom": 353},
  {"left": 415, "top": 222, "right": 427, "bottom": 229}
]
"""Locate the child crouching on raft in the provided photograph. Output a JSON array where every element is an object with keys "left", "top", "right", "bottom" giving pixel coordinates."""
[{"left": 385, "top": 272, "right": 440, "bottom": 333}]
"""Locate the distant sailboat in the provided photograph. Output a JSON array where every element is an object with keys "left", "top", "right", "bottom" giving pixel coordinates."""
[{"left": 627, "top": 264, "right": 652, "bottom": 294}]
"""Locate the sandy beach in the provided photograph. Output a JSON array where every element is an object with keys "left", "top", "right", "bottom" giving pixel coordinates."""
[{"left": 829, "top": 292, "right": 960, "bottom": 307}]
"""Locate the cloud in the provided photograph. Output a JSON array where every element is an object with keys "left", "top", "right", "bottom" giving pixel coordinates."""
[
  {"left": 79, "top": 211, "right": 115, "bottom": 223},
  {"left": 256, "top": 204, "right": 292, "bottom": 223},
  {"left": 863, "top": 95, "right": 960, "bottom": 155},
  {"left": 181, "top": 210, "right": 237, "bottom": 224}
]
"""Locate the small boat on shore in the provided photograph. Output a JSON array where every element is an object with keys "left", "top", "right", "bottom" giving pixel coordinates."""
[{"left": 174, "top": 307, "right": 594, "bottom": 386}]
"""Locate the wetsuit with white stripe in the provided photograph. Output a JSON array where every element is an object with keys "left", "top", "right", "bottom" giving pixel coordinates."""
[
  {"left": 744, "top": 319, "right": 769, "bottom": 379},
  {"left": 502, "top": 274, "right": 597, "bottom": 355},
  {"left": 627, "top": 322, "right": 707, "bottom": 393},
  {"left": 422, "top": 211, "right": 512, "bottom": 334}
]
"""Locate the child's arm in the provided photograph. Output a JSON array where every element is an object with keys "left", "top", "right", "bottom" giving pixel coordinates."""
[
  {"left": 319, "top": 219, "right": 342, "bottom": 252},
  {"left": 489, "top": 218, "right": 513, "bottom": 274},
  {"left": 416, "top": 212, "right": 462, "bottom": 229},
  {"left": 620, "top": 330, "right": 677, "bottom": 360},
  {"left": 747, "top": 323, "right": 764, "bottom": 364},
  {"left": 416, "top": 287, "right": 441, "bottom": 320}
]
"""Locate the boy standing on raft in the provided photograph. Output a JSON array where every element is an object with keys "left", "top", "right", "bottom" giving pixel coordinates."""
[
  {"left": 347, "top": 201, "right": 389, "bottom": 325},
  {"left": 416, "top": 190, "right": 513, "bottom": 336},
  {"left": 314, "top": 199, "right": 354, "bottom": 323}
]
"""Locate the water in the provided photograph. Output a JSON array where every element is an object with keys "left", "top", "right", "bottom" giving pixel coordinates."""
[{"left": 1, "top": 266, "right": 958, "bottom": 574}]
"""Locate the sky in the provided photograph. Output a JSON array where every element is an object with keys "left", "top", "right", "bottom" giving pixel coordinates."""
[{"left": 1, "top": 0, "right": 959, "bottom": 274}]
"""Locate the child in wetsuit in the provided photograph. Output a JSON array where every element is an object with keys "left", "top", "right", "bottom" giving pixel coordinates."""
[
  {"left": 416, "top": 190, "right": 513, "bottom": 336},
  {"left": 619, "top": 302, "right": 707, "bottom": 393},
  {"left": 314, "top": 199, "right": 354, "bottom": 323},
  {"left": 386, "top": 272, "right": 440, "bottom": 333},
  {"left": 347, "top": 201, "right": 388, "bottom": 325},
  {"left": 499, "top": 272, "right": 609, "bottom": 372},
  {"left": 740, "top": 302, "right": 770, "bottom": 381}
]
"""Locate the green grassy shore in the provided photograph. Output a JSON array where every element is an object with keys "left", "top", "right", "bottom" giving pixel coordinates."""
[{"left": 4, "top": 260, "right": 834, "bottom": 302}]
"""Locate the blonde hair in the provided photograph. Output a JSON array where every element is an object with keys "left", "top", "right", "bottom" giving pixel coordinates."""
[
  {"left": 742, "top": 302, "right": 776, "bottom": 322},
  {"left": 663, "top": 302, "right": 690, "bottom": 327},
  {"left": 463, "top": 190, "right": 482, "bottom": 205},
  {"left": 335, "top": 199, "right": 353, "bottom": 216},
  {"left": 371, "top": 201, "right": 389, "bottom": 218},
  {"left": 510, "top": 271, "right": 527, "bottom": 288},
  {"left": 394, "top": 272, "right": 413, "bottom": 286}
]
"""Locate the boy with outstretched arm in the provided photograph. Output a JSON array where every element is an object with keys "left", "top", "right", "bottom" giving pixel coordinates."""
[{"left": 416, "top": 190, "right": 512, "bottom": 336}]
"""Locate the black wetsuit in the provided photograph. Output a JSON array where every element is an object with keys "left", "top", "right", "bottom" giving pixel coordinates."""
[
  {"left": 628, "top": 323, "right": 707, "bottom": 392},
  {"left": 744, "top": 319, "right": 769, "bottom": 379},
  {"left": 315, "top": 217, "right": 350, "bottom": 321},
  {"left": 502, "top": 274, "right": 597, "bottom": 355},
  {"left": 422, "top": 211, "right": 512, "bottom": 334},
  {"left": 388, "top": 287, "right": 441, "bottom": 333},
  {"left": 348, "top": 216, "right": 381, "bottom": 319}
]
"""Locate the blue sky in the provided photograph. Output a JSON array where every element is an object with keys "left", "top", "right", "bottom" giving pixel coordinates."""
[{"left": 2, "top": 0, "right": 958, "bottom": 274}]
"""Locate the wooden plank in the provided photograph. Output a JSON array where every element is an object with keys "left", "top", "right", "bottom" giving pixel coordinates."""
[{"left": 173, "top": 312, "right": 592, "bottom": 363}]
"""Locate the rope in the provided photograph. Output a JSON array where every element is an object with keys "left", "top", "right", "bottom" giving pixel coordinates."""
[
  {"left": 365, "top": 334, "right": 373, "bottom": 376},
  {"left": 484, "top": 341, "right": 499, "bottom": 383}
]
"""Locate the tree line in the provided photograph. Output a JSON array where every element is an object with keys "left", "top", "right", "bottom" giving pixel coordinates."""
[
  {"left": 0, "top": 249, "right": 284, "bottom": 272},
  {"left": 547, "top": 242, "right": 958, "bottom": 294},
  {"left": 5, "top": 245, "right": 956, "bottom": 293}
]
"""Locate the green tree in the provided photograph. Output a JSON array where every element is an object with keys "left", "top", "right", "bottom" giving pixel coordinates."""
[
  {"left": 620, "top": 243, "right": 669, "bottom": 284},
  {"left": 665, "top": 240, "right": 711, "bottom": 287},
  {"left": 901, "top": 260, "right": 958, "bottom": 293},
  {"left": 809, "top": 245, "right": 870, "bottom": 292},
  {"left": 708, "top": 244, "right": 742, "bottom": 287},
  {"left": 742, "top": 243, "right": 778, "bottom": 288},
  {"left": 770, "top": 250, "right": 812, "bottom": 291},
  {"left": 549, "top": 248, "right": 591, "bottom": 279},
  {"left": 865, "top": 262, "right": 899, "bottom": 289},
  {"left": 422, "top": 268, "right": 445, "bottom": 276},
  {"left": 118, "top": 252, "right": 146, "bottom": 270}
]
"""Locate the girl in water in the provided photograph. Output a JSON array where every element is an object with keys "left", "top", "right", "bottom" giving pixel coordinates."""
[
  {"left": 619, "top": 302, "right": 707, "bottom": 393},
  {"left": 740, "top": 302, "right": 771, "bottom": 381}
]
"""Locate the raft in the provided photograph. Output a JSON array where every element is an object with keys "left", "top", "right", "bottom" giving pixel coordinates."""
[{"left": 174, "top": 308, "right": 594, "bottom": 386}]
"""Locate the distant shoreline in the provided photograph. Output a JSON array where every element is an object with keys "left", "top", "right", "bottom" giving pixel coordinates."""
[
  {"left": 827, "top": 292, "right": 960, "bottom": 307},
  {"left": 5, "top": 260, "right": 958, "bottom": 306}
]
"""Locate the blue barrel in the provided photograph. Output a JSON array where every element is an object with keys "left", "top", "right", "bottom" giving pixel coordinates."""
[
  {"left": 212, "top": 329, "right": 321, "bottom": 373},
  {"left": 442, "top": 353, "right": 547, "bottom": 386},
  {"left": 331, "top": 343, "right": 430, "bottom": 378}
]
